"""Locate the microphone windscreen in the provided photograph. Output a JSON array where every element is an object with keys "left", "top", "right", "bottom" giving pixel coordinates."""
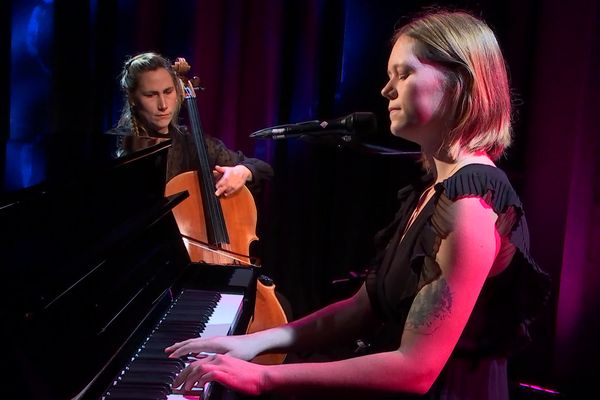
[{"left": 350, "top": 112, "right": 377, "bottom": 135}]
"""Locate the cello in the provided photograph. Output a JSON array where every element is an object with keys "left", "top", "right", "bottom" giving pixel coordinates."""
[{"left": 164, "top": 58, "right": 287, "bottom": 365}]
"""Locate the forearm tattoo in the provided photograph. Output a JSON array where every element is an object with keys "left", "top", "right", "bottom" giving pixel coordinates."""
[{"left": 405, "top": 277, "right": 452, "bottom": 335}]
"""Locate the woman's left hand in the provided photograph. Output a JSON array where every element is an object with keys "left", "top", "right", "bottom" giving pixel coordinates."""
[
  {"left": 173, "top": 353, "right": 266, "bottom": 395},
  {"left": 213, "top": 165, "right": 252, "bottom": 197}
]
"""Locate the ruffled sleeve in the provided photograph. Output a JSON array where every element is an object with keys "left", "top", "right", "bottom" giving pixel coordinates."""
[
  {"left": 364, "top": 164, "right": 551, "bottom": 357},
  {"left": 437, "top": 165, "right": 551, "bottom": 356}
]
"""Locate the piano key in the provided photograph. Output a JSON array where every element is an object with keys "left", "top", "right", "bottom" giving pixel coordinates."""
[
  {"left": 101, "top": 289, "right": 244, "bottom": 399},
  {"left": 118, "top": 371, "right": 177, "bottom": 384},
  {"left": 104, "top": 382, "right": 171, "bottom": 398},
  {"left": 201, "top": 293, "right": 244, "bottom": 338},
  {"left": 128, "top": 363, "right": 182, "bottom": 374}
]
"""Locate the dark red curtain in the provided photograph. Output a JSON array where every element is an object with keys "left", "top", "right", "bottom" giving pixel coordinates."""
[
  {"left": 520, "top": 0, "right": 600, "bottom": 394},
  {"left": 4, "top": 0, "right": 600, "bottom": 396}
]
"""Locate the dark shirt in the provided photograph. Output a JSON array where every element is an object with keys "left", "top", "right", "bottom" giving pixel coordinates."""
[
  {"left": 364, "top": 164, "right": 550, "bottom": 399},
  {"left": 366, "top": 164, "right": 549, "bottom": 354},
  {"left": 106, "top": 125, "right": 273, "bottom": 194}
]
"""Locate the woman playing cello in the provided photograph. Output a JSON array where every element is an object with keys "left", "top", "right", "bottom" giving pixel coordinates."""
[{"left": 107, "top": 52, "right": 273, "bottom": 197}]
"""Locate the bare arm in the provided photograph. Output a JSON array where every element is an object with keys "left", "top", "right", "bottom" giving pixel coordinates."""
[
  {"left": 166, "top": 284, "right": 377, "bottom": 359},
  {"left": 273, "top": 284, "right": 378, "bottom": 353},
  {"left": 260, "top": 195, "right": 500, "bottom": 396}
]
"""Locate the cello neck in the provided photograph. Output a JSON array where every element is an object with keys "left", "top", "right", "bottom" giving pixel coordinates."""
[{"left": 179, "top": 72, "right": 229, "bottom": 246}]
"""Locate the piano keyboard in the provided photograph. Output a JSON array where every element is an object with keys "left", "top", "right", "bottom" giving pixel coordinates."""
[{"left": 101, "top": 289, "right": 244, "bottom": 400}]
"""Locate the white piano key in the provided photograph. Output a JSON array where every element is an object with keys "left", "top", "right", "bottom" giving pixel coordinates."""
[{"left": 200, "top": 293, "right": 244, "bottom": 338}]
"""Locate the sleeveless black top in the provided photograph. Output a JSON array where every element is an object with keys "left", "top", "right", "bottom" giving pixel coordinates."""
[{"left": 364, "top": 164, "right": 550, "bottom": 398}]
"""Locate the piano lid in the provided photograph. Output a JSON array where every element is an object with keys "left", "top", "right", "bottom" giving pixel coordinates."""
[
  {"left": 102, "top": 129, "right": 172, "bottom": 161},
  {"left": 1, "top": 132, "right": 191, "bottom": 399},
  {"left": 1, "top": 132, "right": 175, "bottom": 314}
]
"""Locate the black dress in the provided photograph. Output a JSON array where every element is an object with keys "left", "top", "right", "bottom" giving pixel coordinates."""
[{"left": 364, "top": 164, "right": 550, "bottom": 400}]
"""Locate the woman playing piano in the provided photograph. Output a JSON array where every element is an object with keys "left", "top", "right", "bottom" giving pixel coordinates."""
[{"left": 165, "top": 9, "right": 549, "bottom": 400}]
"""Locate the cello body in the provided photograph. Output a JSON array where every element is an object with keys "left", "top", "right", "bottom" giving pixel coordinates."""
[
  {"left": 166, "top": 171, "right": 257, "bottom": 264},
  {"left": 167, "top": 58, "right": 287, "bottom": 365},
  {"left": 165, "top": 165, "right": 288, "bottom": 365}
]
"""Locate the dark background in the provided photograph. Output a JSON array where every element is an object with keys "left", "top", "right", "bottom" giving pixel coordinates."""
[{"left": 2, "top": 0, "right": 599, "bottom": 397}]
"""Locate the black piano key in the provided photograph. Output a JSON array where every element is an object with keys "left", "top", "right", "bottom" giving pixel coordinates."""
[
  {"left": 162, "top": 320, "right": 205, "bottom": 326},
  {"left": 159, "top": 323, "right": 207, "bottom": 333},
  {"left": 129, "top": 357, "right": 183, "bottom": 367},
  {"left": 123, "top": 368, "right": 178, "bottom": 378},
  {"left": 135, "top": 352, "right": 174, "bottom": 362},
  {"left": 105, "top": 395, "right": 166, "bottom": 400},
  {"left": 121, "top": 382, "right": 171, "bottom": 391},
  {"left": 128, "top": 357, "right": 185, "bottom": 371},
  {"left": 110, "top": 382, "right": 170, "bottom": 390},
  {"left": 137, "top": 347, "right": 172, "bottom": 358},
  {"left": 174, "top": 297, "right": 218, "bottom": 304},
  {"left": 104, "top": 384, "right": 169, "bottom": 400},
  {"left": 161, "top": 313, "right": 207, "bottom": 322},
  {"left": 158, "top": 320, "right": 206, "bottom": 327},
  {"left": 149, "top": 331, "right": 202, "bottom": 340},
  {"left": 141, "top": 341, "right": 188, "bottom": 353},
  {"left": 143, "top": 338, "right": 188, "bottom": 350},
  {"left": 118, "top": 371, "right": 176, "bottom": 384},
  {"left": 126, "top": 364, "right": 181, "bottom": 376}
]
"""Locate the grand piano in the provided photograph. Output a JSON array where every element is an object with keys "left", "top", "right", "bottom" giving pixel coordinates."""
[{"left": 2, "top": 134, "right": 257, "bottom": 400}]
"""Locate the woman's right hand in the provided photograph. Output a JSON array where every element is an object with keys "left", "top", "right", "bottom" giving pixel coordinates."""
[{"left": 165, "top": 334, "right": 260, "bottom": 361}]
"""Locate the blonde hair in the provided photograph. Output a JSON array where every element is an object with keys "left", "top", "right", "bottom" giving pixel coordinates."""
[
  {"left": 394, "top": 10, "right": 512, "bottom": 161},
  {"left": 117, "top": 52, "right": 183, "bottom": 136}
]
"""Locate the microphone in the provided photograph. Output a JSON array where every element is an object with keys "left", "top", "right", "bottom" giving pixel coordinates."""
[{"left": 249, "top": 112, "right": 377, "bottom": 140}]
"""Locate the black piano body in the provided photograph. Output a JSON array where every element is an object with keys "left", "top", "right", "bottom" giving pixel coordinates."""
[{"left": 2, "top": 135, "right": 256, "bottom": 399}]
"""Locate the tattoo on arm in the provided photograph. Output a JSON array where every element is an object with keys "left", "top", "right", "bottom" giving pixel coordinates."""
[{"left": 405, "top": 278, "right": 452, "bottom": 335}]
